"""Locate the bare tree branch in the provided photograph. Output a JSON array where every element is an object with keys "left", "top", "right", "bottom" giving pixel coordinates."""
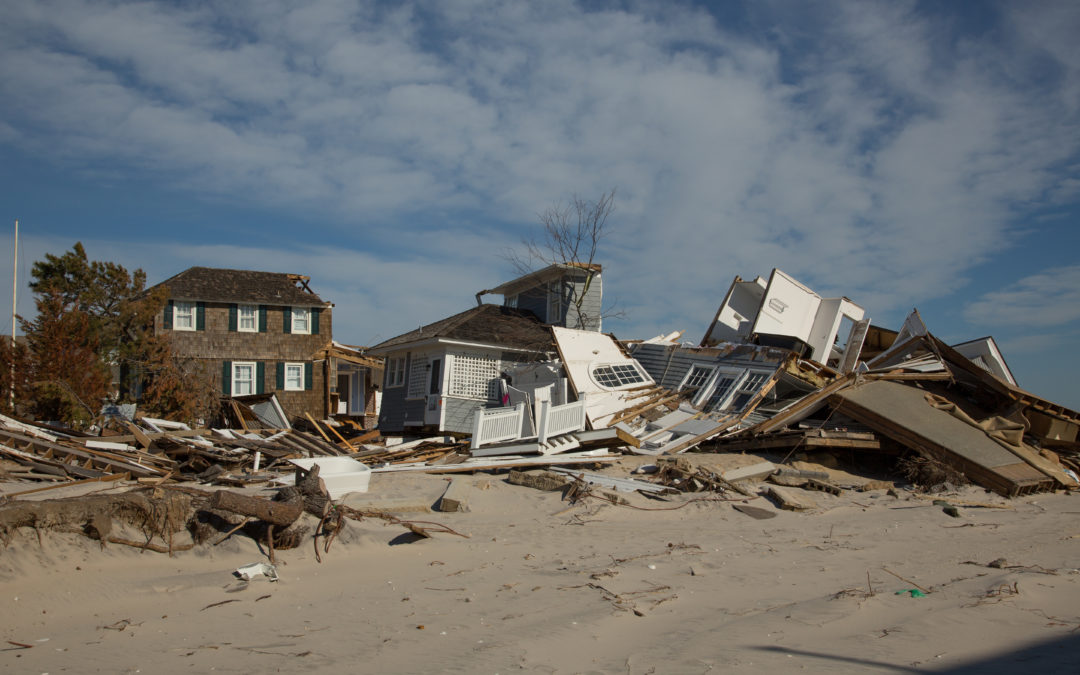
[{"left": 506, "top": 189, "right": 618, "bottom": 330}]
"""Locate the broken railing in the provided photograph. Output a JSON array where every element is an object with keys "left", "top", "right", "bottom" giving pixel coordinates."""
[
  {"left": 537, "top": 399, "right": 587, "bottom": 444},
  {"left": 471, "top": 399, "right": 587, "bottom": 449},
  {"left": 470, "top": 403, "right": 527, "bottom": 449}
]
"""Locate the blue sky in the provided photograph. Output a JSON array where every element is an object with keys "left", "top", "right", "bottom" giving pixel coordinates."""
[{"left": 1, "top": 0, "right": 1078, "bottom": 408}]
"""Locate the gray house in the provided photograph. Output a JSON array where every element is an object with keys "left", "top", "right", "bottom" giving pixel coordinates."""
[
  {"left": 477, "top": 263, "right": 603, "bottom": 332},
  {"left": 367, "top": 305, "right": 555, "bottom": 435}
]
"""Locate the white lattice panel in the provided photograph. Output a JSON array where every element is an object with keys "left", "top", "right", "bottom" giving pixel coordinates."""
[{"left": 449, "top": 352, "right": 500, "bottom": 400}]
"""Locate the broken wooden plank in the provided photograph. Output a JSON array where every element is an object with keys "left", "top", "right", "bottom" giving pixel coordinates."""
[
  {"left": 720, "top": 461, "right": 776, "bottom": 483},
  {"left": 436, "top": 478, "right": 473, "bottom": 513},
  {"left": 507, "top": 470, "right": 571, "bottom": 491},
  {"left": 766, "top": 485, "right": 817, "bottom": 511}
]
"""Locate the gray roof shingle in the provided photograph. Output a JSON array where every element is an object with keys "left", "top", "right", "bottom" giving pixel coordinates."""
[
  {"left": 151, "top": 267, "right": 326, "bottom": 305},
  {"left": 370, "top": 304, "right": 554, "bottom": 354}
]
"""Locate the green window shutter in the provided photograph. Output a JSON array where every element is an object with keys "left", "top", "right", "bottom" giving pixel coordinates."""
[
  {"left": 256, "top": 362, "right": 266, "bottom": 394},
  {"left": 258, "top": 305, "right": 267, "bottom": 333},
  {"left": 228, "top": 304, "right": 238, "bottom": 331},
  {"left": 311, "top": 308, "right": 320, "bottom": 335},
  {"left": 283, "top": 306, "right": 292, "bottom": 334},
  {"left": 164, "top": 300, "right": 173, "bottom": 329},
  {"left": 304, "top": 362, "right": 313, "bottom": 391},
  {"left": 222, "top": 361, "right": 232, "bottom": 396},
  {"left": 196, "top": 302, "right": 206, "bottom": 331},
  {"left": 276, "top": 362, "right": 285, "bottom": 389}
]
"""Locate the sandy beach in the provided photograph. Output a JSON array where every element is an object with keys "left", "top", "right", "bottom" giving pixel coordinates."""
[{"left": 2, "top": 454, "right": 1079, "bottom": 674}]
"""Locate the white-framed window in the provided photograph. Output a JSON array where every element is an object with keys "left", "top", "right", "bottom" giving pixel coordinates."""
[
  {"left": 386, "top": 357, "right": 405, "bottom": 388},
  {"left": 174, "top": 301, "right": 196, "bottom": 331},
  {"left": 238, "top": 304, "right": 257, "bottom": 332},
  {"left": 284, "top": 363, "right": 304, "bottom": 391},
  {"left": 232, "top": 362, "right": 256, "bottom": 396},
  {"left": 729, "top": 372, "right": 771, "bottom": 411},
  {"left": 679, "top": 364, "right": 716, "bottom": 390},
  {"left": 448, "top": 351, "right": 501, "bottom": 401},
  {"left": 505, "top": 294, "right": 518, "bottom": 309},
  {"left": 292, "top": 307, "right": 311, "bottom": 334},
  {"left": 407, "top": 354, "right": 429, "bottom": 398},
  {"left": 701, "top": 367, "right": 773, "bottom": 412},
  {"left": 590, "top": 362, "right": 647, "bottom": 389}
]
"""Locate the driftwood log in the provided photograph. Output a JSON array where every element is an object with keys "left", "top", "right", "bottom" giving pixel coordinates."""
[
  {"left": 209, "top": 490, "right": 303, "bottom": 527},
  {"left": 275, "top": 464, "right": 330, "bottom": 517}
]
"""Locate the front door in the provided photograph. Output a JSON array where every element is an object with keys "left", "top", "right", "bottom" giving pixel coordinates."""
[{"left": 425, "top": 358, "right": 444, "bottom": 425}]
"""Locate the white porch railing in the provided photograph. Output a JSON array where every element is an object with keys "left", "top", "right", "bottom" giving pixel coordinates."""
[
  {"left": 470, "top": 403, "right": 526, "bottom": 450},
  {"left": 537, "top": 399, "right": 587, "bottom": 444},
  {"left": 471, "top": 399, "right": 587, "bottom": 449}
]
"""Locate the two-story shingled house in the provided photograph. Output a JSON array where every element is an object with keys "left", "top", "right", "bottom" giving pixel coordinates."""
[{"left": 150, "top": 267, "right": 334, "bottom": 420}]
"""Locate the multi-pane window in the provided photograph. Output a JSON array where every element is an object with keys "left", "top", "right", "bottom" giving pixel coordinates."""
[
  {"left": 705, "top": 368, "right": 772, "bottom": 412},
  {"left": 284, "top": 363, "right": 304, "bottom": 391},
  {"left": 386, "top": 357, "right": 405, "bottom": 387},
  {"left": 681, "top": 365, "right": 714, "bottom": 390},
  {"left": 706, "top": 373, "right": 741, "bottom": 410},
  {"left": 730, "top": 372, "right": 770, "bottom": 411},
  {"left": 292, "top": 307, "right": 310, "bottom": 334},
  {"left": 238, "top": 304, "right": 257, "bottom": 332},
  {"left": 233, "top": 362, "right": 256, "bottom": 396},
  {"left": 174, "top": 301, "right": 195, "bottom": 331},
  {"left": 591, "top": 363, "right": 647, "bottom": 388}
]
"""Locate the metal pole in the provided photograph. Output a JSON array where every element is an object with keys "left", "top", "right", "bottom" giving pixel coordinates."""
[{"left": 9, "top": 219, "right": 17, "bottom": 409}]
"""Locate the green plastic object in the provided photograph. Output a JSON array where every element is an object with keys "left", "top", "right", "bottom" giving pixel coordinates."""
[{"left": 895, "top": 588, "right": 926, "bottom": 598}]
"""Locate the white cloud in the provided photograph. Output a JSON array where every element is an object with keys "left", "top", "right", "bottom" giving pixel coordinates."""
[
  {"left": 0, "top": 0, "right": 1078, "bottom": 347},
  {"left": 963, "top": 266, "right": 1080, "bottom": 328}
]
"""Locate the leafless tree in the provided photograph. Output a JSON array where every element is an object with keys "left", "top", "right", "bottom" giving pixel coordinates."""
[{"left": 506, "top": 189, "right": 618, "bottom": 329}]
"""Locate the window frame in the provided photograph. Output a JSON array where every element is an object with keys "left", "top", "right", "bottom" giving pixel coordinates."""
[
  {"left": 696, "top": 366, "right": 774, "bottom": 412},
  {"left": 679, "top": 363, "right": 717, "bottom": 391},
  {"left": 385, "top": 357, "right": 406, "bottom": 388},
  {"left": 284, "top": 362, "right": 305, "bottom": 391},
  {"left": 237, "top": 304, "right": 258, "bottom": 333},
  {"left": 291, "top": 306, "right": 311, "bottom": 334},
  {"left": 589, "top": 362, "right": 648, "bottom": 390},
  {"left": 232, "top": 361, "right": 257, "bottom": 397},
  {"left": 174, "top": 301, "right": 196, "bottom": 331}
]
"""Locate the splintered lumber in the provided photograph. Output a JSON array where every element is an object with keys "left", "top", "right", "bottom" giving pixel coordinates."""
[
  {"left": 209, "top": 490, "right": 303, "bottom": 527},
  {"left": 5, "top": 473, "right": 130, "bottom": 498}
]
